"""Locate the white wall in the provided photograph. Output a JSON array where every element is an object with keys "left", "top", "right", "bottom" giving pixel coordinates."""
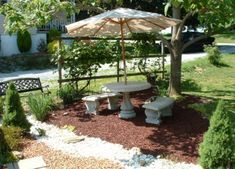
[{"left": 0, "top": 33, "right": 47, "bottom": 56}]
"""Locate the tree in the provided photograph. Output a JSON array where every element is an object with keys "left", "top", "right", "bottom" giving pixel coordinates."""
[
  {"left": 199, "top": 100, "right": 234, "bottom": 169},
  {"left": 0, "top": 0, "right": 74, "bottom": 34},
  {"left": 2, "top": 83, "right": 31, "bottom": 132},
  {"left": 162, "top": 0, "right": 235, "bottom": 96}
]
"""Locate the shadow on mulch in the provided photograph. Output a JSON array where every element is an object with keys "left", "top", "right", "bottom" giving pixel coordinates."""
[{"left": 47, "top": 89, "right": 209, "bottom": 163}]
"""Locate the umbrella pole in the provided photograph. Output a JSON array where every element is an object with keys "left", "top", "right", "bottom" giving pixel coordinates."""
[{"left": 120, "top": 19, "right": 127, "bottom": 84}]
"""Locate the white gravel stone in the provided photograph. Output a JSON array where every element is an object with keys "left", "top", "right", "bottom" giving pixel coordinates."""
[{"left": 27, "top": 115, "right": 202, "bottom": 169}]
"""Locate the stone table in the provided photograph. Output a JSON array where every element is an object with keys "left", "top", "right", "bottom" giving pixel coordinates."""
[{"left": 104, "top": 81, "right": 151, "bottom": 119}]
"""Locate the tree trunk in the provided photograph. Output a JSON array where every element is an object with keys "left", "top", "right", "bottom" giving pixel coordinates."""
[
  {"left": 169, "top": 46, "right": 182, "bottom": 96},
  {"left": 168, "top": 6, "right": 183, "bottom": 97}
]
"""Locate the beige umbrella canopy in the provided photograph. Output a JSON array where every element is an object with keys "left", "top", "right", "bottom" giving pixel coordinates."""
[{"left": 66, "top": 8, "right": 181, "bottom": 84}]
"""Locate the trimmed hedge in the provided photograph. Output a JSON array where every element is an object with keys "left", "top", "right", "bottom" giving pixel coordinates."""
[{"left": 17, "top": 30, "right": 32, "bottom": 53}]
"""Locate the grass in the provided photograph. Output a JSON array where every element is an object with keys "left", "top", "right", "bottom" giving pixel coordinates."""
[
  {"left": 181, "top": 53, "right": 235, "bottom": 118},
  {"left": 214, "top": 30, "right": 235, "bottom": 43},
  {"left": 182, "top": 54, "right": 235, "bottom": 100}
]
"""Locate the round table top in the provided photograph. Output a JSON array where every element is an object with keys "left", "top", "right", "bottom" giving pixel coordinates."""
[{"left": 103, "top": 81, "right": 151, "bottom": 93}]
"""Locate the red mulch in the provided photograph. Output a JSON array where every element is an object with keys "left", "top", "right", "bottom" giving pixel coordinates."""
[{"left": 47, "top": 89, "right": 209, "bottom": 163}]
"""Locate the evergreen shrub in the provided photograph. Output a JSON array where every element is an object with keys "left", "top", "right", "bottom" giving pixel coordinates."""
[
  {"left": 2, "top": 83, "right": 31, "bottom": 132},
  {"left": 17, "top": 30, "right": 32, "bottom": 53},
  {"left": 199, "top": 100, "right": 235, "bottom": 169},
  {"left": 28, "top": 94, "right": 53, "bottom": 121}
]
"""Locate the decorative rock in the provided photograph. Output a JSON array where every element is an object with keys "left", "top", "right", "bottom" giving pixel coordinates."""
[
  {"left": 63, "top": 112, "right": 69, "bottom": 116},
  {"left": 63, "top": 136, "right": 86, "bottom": 144},
  {"left": 139, "top": 159, "right": 146, "bottom": 166}
]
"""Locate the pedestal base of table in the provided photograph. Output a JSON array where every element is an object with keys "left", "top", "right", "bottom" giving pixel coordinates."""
[{"left": 119, "top": 92, "right": 136, "bottom": 119}]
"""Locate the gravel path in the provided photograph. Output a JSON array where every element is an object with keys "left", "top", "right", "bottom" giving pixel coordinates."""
[
  {"left": 21, "top": 139, "right": 123, "bottom": 169},
  {"left": 28, "top": 115, "right": 202, "bottom": 169}
]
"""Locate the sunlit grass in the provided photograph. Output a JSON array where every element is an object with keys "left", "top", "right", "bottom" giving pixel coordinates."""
[
  {"left": 214, "top": 31, "right": 235, "bottom": 43},
  {"left": 182, "top": 54, "right": 235, "bottom": 101}
]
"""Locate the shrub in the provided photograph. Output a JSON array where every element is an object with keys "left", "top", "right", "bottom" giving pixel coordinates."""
[
  {"left": 204, "top": 44, "right": 222, "bottom": 66},
  {"left": 199, "top": 100, "right": 234, "bottom": 169},
  {"left": 0, "top": 128, "right": 16, "bottom": 165},
  {"left": 27, "top": 94, "right": 53, "bottom": 121},
  {"left": 57, "top": 84, "right": 77, "bottom": 105},
  {"left": 37, "top": 38, "right": 47, "bottom": 53},
  {"left": 47, "top": 40, "right": 60, "bottom": 54},
  {"left": 17, "top": 30, "right": 32, "bottom": 53},
  {"left": 48, "top": 28, "right": 61, "bottom": 43},
  {"left": 2, "top": 83, "right": 31, "bottom": 132}
]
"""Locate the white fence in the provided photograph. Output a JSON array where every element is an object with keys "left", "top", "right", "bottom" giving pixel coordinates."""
[{"left": 0, "top": 33, "right": 47, "bottom": 56}]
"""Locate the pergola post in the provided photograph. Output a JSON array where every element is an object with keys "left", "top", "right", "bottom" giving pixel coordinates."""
[
  {"left": 58, "top": 39, "right": 63, "bottom": 88},
  {"left": 161, "top": 41, "right": 165, "bottom": 79}
]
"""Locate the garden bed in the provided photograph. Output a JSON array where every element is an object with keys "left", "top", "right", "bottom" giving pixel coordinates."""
[{"left": 47, "top": 89, "right": 209, "bottom": 163}]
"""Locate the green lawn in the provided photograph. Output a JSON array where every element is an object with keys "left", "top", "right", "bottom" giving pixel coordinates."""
[
  {"left": 214, "top": 30, "right": 235, "bottom": 43},
  {"left": 182, "top": 54, "right": 235, "bottom": 102}
]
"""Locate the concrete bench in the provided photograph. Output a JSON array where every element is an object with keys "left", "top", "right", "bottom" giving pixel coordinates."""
[
  {"left": 82, "top": 93, "right": 121, "bottom": 115},
  {"left": 143, "top": 97, "right": 174, "bottom": 125}
]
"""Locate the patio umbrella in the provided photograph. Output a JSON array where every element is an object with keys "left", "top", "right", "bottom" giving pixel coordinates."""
[{"left": 65, "top": 8, "right": 181, "bottom": 84}]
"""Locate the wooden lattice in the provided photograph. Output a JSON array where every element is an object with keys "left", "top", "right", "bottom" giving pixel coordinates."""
[{"left": 0, "top": 78, "right": 44, "bottom": 96}]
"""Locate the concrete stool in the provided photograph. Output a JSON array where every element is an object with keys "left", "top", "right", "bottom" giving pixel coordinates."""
[{"left": 143, "top": 97, "right": 174, "bottom": 125}]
